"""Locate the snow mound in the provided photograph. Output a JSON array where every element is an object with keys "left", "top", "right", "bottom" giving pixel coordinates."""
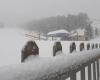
[{"left": 0, "top": 28, "right": 28, "bottom": 67}]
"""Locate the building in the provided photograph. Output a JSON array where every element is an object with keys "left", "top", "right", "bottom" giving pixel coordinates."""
[
  {"left": 47, "top": 29, "right": 70, "bottom": 40},
  {"left": 70, "top": 28, "right": 87, "bottom": 41},
  {"left": 92, "top": 21, "right": 100, "bottom": 38}
]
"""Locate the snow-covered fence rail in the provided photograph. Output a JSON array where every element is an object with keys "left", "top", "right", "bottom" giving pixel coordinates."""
[
  {"left": 36, "top": 41, "right": 100, "bottom": 56},
  {"left": 20, "top": 40, "right": 100, "bottom": 79},
  {"left": 21, "top": 40, "right": 100, "bottom": 58},
  {"left": 0, "top": 49, "right": 100, "bottom": 80}
]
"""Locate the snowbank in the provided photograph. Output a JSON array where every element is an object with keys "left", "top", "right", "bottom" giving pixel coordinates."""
[{"left": 0, "top": 27, "right": 28, "bottom": 66}]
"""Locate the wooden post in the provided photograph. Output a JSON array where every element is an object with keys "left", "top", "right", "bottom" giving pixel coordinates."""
[
  {"left": 93, "top": 61, "right": 96, "bottom": 80},
  {"left": 88, "top": 64, "right": 92, "bottom": 80},
  {"left": 96, "top": 59, "right": 99, "bottom": 80},
  {"left": 70, "top": 72, "right": 76, "bottom": 80},
  {"left": 81, "top": 67, "right": 85, "bottom": 80}
]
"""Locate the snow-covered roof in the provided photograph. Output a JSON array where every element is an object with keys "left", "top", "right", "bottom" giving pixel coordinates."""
[
  {"left": 47, "top": 29, "right": 69, "bottom": 35},
  {"left": 70, "top": 28, "right": 86, "bottom": 36}
]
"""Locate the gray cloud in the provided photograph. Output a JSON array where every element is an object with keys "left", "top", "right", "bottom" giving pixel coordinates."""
[{"left": 0, "top": 0, "right": 99, "bottom": 25}]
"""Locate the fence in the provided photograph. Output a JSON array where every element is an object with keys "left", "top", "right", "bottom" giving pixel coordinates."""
[
  {"left": 1, "top": 46, "right": 100, "bottom": 80},
  {"left": 29, "top": 41, "right": 100, "bottom": 57},
  {"left": 31, "top": 49, "right": 100, "bottom": 80},
  {"left": 18, "top": 40, "right": 100, "bottom": 80},
  {"left": 0, "top": 40, "right": 100, "bottom": 80}
]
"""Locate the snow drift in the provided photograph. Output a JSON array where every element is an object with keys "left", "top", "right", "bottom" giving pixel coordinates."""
[{"left": 0, "top": 27, "right": 28, "bottom": 66}]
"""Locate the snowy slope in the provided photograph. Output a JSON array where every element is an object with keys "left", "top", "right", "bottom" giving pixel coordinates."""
[{"left": 0, "top": 27, "right": 28, "bottom": 66}]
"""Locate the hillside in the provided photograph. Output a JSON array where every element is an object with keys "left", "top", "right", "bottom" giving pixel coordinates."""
[{"left": 24, "top": 13, "right": 91, "bottom": 33}]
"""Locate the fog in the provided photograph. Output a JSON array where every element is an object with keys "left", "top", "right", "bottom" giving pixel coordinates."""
[{"left": 0, "top": 0, "right": 99, "bottom": 26}]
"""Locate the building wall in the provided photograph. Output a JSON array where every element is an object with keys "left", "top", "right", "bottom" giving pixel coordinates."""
[{"left": 71, "top": 35, "right": 86, "bottom": 41}]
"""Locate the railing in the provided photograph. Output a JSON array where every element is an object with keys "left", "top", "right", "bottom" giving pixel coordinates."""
[
  {"left": 0, "top": 41, "right": 100, "bottom": 80},
  {"left": 38, "top": 50, "right": 100, "bottom": 80},
  {"left": 0, "top": 49, "right": 100, "bottom": 80}
]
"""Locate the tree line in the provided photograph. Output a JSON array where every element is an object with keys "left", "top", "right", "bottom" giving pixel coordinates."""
[{"left": 24, "top": 12, "right": 93, "bottom": 39}]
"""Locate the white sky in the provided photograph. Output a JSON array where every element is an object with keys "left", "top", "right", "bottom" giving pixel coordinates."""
[{"left": 0, "top": 0, "right": 100, "bottom": 25}]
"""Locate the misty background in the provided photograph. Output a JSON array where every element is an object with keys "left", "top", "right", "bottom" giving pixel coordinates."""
[
  {"left": 0, "top": 0, "right": 99, "bottom": 26},
  {"left": 0, "top": 0, "right": 99, "bottom": 67}
]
